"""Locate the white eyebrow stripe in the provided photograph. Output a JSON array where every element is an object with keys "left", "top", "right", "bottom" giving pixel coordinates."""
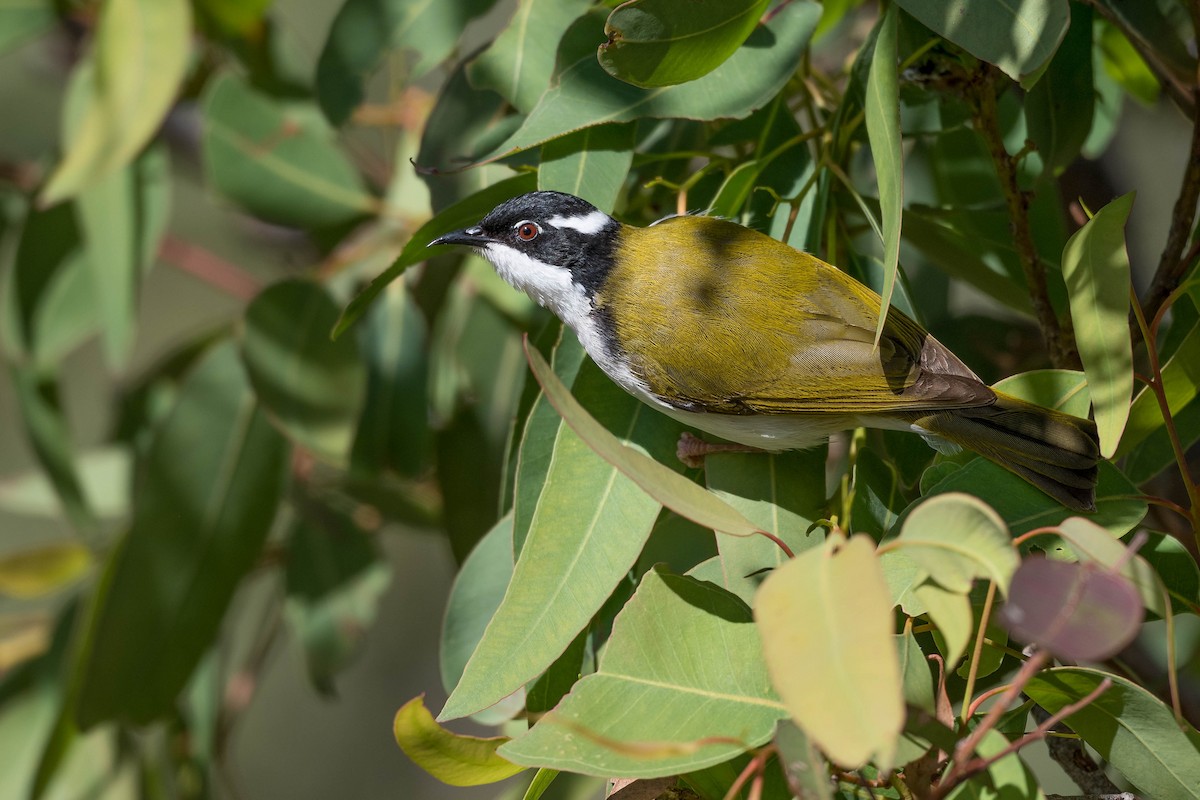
[{"left": 547, "top": 210, "right": 611, "bottom": 235}]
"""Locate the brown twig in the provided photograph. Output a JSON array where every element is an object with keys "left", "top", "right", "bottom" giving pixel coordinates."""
[
  {"left": 159, "top": 235, "right": 261, "bottom": 301},
  {"left": 968, "top": 68, "right": 1079, "bottom": 369}
]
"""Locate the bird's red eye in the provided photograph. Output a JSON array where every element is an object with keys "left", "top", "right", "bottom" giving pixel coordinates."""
[{"left": 516, "top": 222, "right": 539, "bottom": 241}]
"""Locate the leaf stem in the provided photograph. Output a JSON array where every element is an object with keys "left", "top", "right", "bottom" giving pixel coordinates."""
[
  {"left": 1129, "top": 287, "right": 1200, "bottom": 539},
  {"left": 961, "top": 581, "right": 998, "bottom": 725}
]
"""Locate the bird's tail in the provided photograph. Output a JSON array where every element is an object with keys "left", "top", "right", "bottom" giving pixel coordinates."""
[{"left": 914, "top": 391, "right": 1100, "bottom": 512}]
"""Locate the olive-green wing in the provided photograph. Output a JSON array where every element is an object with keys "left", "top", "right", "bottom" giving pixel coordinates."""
[{"left": 610, "top": 217, "right": 995, "bottom": 415}]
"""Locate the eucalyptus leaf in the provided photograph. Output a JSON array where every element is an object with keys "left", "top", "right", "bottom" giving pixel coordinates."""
[
  {"left": 598, "top": 0, "right": 770, "bottom": 88},
  {"left": 756, "top": 536, "right": 904, "bottom": 769},
  {"left": 894, "top": 0, "right": 1069, "bottom": 84},
  {"left": 40, "top": 0, "right": 191, "bottom": 205},
  {"left": 241, "top": 280, "right": 366, "bottom": 465},
  {"left": 1061, "top": 192, "right": 1134, "bottom": 457},
  {"left": 1025, "top": 667, "right": 1200, "bottom": 800},
  {"left": 865, "top": 3, "right": 902, "bottom": 347},
  {"left": 500, "top": 567, "right": 786, "bottom": 777},
  {"left": 394, "top": 695, "right": 525, "bottom": 786},
  {"left": 889, "top": 493, "right": 1018, "bottom": 595},
  {"left": 539, "top": 124, "right": 635, "bottom": 211},
  {"left": 202, "top": 72, "right": 377, "bottom": 229},
  {"left": 1025, "top": 4, "right": 1094, "bottom": 177},
  {"left": 75, "top": 343, "right": 290, "bottom": 727},
  {"left": 481, "top": 3, "right": 821, "bottom": 160}
]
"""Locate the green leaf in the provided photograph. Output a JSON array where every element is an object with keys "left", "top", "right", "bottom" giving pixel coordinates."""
[
  {"left": 513, "top": 329, "right": 587, "bottom": 554},
  {"left": 890, "top": 493, "right": 1018, "bottom": 595},
  {"left": 921, "top": 459, "right": 1146, "bottom": 537},
  {"left": 241, "top": 280, "right": 366, "bottom": 465},
  {"left": 284, "top": 514, "right": 391, "bottom": 695},
  {"left": 521, "top": 768, "right": 561, "bottom": 800},
  {"left": 525, "top": 343, "right": 760, "bottom": 537},
  {"left": 1061, "top": 191, "right": 1134, "bottom": 458},
  {"left": 468, "top": 0, "right": 593, "bottom": 114},
  {"left": 75, "top": 343, "right": 290, "bottom": 726},
  {"left": 1117, "top": 319, "right": 1200, "bottom": 457},
  {"left": 40, "top": 0, "right": 191, "bottom": 205},
  {"left": 394, "top": 696, "right": 526, "bottom": 786},
  {"left": 1096, "top": 0, "right": 1195, "bottom": 98},
  {"left": 1025, "top": 3, "right": 1093, "bottom": 177},
  {"left": 440, "top": 416, "right": 661, "bottom": 720},
  {"left": 500, "top": 567, "right": 786, "bottom": 777},
  {"left": 315, "top": 0, "right": 498, "bottom": 125},
  {"left": 482, "top": 3, "right": 821, "bottom": 160},
  {"left": 896, "top": 631, "right": 935, "bottom": 713},
  {"left": 349, "top": 277, "right": 430, "bottom": 477},
  {"left": 920, "top": 582, "right": 973, "bottom": 666},
  {"left": 598, "top": 0, "right": 770, "bottom": 88},
  {"left": 334, "top": 172, "right": 537, "bottom": 339},
  {"left": 756, "top": 535, "right": 904, "bottom": 769},
  {"left": 1099, "top": 22, "right": 1160, "bottom": 106},
  {"left": 201, "top": 72, "right": 377, "bottom": 229},
  {"left": 538, "top": 124, "right": 635, "bottom": 211},
  {"left": 993, "top": 369, "right": 1091, "bottom": 418},
  {"left": 1025, "top": 667, "right": 1200, "bottom": 800},
  {"left": 865, "top": 3, "right": 902, "bottom": 347},
  {"left": 851, "top": 449, "right": 906, "bottom": 539},
  {"left": 75, "top": 144, "right": 170, "bottom": 367},
  {"left": 7, "top": 368, "right": 96, "bottom": 533},
  {"left": 704, "top": 450, "right": 827, "bottom": 604},
  {"left": 894, "top": 0, "right": 1069, "bottom": 84},
  {"left": 944, "top": 728, "right": 1043, "bottom": 800},
  {"left": 440, "top": 514, "right": 514, "bottom": 697}
]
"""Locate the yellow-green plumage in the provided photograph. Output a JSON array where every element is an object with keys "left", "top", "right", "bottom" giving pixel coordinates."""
[{"left": 431, "top": 191, "right": 1100, "bottom": 512}]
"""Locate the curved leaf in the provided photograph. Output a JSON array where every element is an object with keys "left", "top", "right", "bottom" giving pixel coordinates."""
[
  {"left": 865, "top": 4, "right": 902, "bottom": 346},
  {"left": 890, "top": 493, "right": 1018, "bottom": 595},
  {"left": 41, "top": 0, "right": 191, "bottom": 205},
  {"left": 756, "top": 535, "right": 904, "bottom": 769},
  {"left": 538, "top": 123, "right": 635, "bottom": 211},
  {"left": 894, "top": 0, "right": 1069, "bottom": 85},
  {"left": 1025, "top": 667, "right": 1200, "bottom": 800},
  {"left": 598, "top": 0, "right": 770, "bottom": 88},
  {"left": 1062, "top": 191, "right": 1134, "bottom": 457},
  {"left": 394, "top": 696, "right": 525, "bottom": 786}
]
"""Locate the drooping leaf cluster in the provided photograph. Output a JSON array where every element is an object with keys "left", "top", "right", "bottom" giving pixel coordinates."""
[{"left": 1, "top": 1, "right": 1200, "bottom": 799}]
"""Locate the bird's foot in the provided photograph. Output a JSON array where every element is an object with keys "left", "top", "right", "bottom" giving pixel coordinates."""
[{"left": 676, "top": 432, "right": 765, "bottom": 468}]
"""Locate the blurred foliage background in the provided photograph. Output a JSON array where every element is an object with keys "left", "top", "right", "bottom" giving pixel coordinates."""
[{"left": 0, "top": 0, "right": 1199, "bottom": 798}]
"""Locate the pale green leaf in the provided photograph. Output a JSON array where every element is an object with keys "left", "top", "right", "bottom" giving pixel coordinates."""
[
  {"left": 1117, "top": 319, "right": 1200, "bottom": 457},
  {"left": 919, "top": 583, "right": 973, "bottom": 666},
  {"left": 0, "top": 0, "right": 55, "bottom": 55},
  {"left": 500, "top": 567, "right": 786, "bottom": 777},
  {"left": 865, "top": 4, "right": 902, "bottom": 346},
  {"left": 41, "top": 0, "right": 191, "bottom": 205},
  {"left": 1052, "top": 516, "right": 1168, "bottom": 619},
  {"left": 440, "top": 421, "right": 661, "bottom": 720},
  {"left": 756, "top": 535, "right": 904, "bottom": 769},
  {"left": 993, "top": 369, "right": 1091, "bottom": 418},
  {"left": 1025, "top": 667, "right": 1200, "bottom": 800},
  {"left": 1061, "top": 191, "right": 1134, "bottom": 457},
  {"left": 945, "top": 728, "right": 1044, "bottom": 800},
  {"left": 0, "top": 447, "right": 129, "bottom": 520},
  {"left": 891, "top": 493, "right": 1018, "bottom": 595},
  {"left": 598, "top": 0, "right": 770, "bottom": 88},
  {"left": 394, "top": 696, "right": 525, "bottom": 786}
]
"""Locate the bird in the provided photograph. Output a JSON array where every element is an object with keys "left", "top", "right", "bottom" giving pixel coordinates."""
[{"left": 430, "top": 191, "right": 1100, "bottom": 512}]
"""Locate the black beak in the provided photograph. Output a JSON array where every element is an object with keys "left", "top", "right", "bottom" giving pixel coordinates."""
[{"left": 429, "top": 226, "right": 490, "bottom": 248}]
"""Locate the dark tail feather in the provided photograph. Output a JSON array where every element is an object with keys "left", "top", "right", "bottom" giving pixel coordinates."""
[{"left": 917, "top": 391, "right": 1100, "bottom": 512}]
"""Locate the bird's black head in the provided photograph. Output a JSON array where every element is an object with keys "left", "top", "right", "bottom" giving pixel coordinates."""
[{"left": 429, "top": 191, "right": 620, "bottom": 295}]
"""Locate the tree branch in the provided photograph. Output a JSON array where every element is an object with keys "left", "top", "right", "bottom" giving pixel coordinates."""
[{"left": 969, "top": 68, "right": 1079, "bottom": 368}]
